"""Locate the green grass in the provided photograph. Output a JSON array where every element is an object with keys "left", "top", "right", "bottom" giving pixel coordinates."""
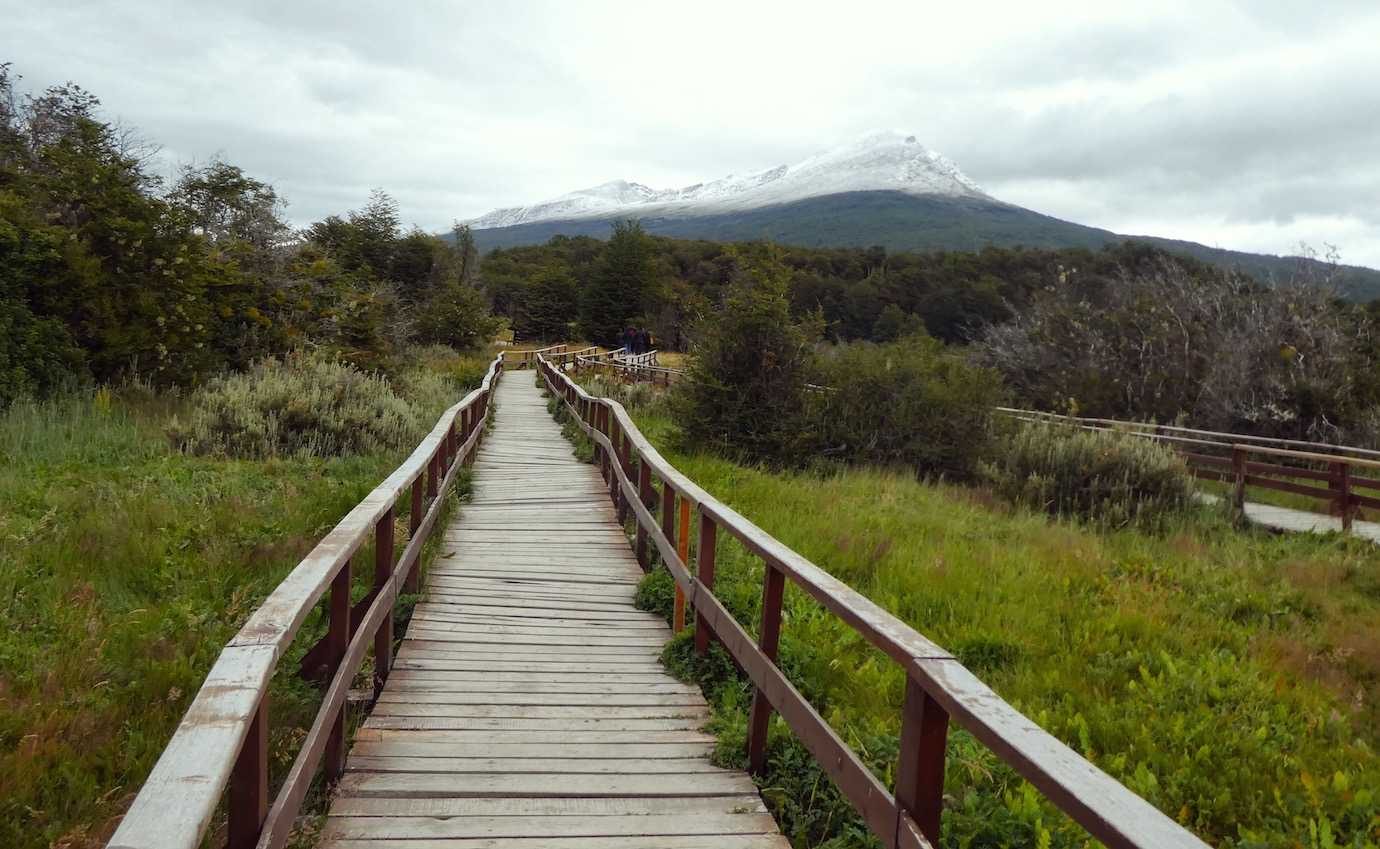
[
  {"left": 0, "top": 348, "right": 491, "bottom": 849},
  {"left": 591, "top": 391, "right": 1380, "bottom": 849}
]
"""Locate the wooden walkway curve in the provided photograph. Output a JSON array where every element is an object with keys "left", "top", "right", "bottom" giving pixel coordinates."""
[{"left": 318, "top": 375, "right": 787, "bottom": 848}]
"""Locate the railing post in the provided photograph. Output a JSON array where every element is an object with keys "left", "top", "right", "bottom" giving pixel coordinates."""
[
  {"left": 636, "top": 459, "right": 653, "bottom": 570},
  {"left": 427, "top": 449, "right": 439, "bottom": 499},
  {"left": 675, "top": 499, "right": 690, "bottom": 632},
  {"left": 896, "top": 672, "right": 950, "bottom": 847},
  {"left": 695, "top": 512, "right": 717, "bottom": 656},
  {"left": 325, "top": 557, "right": 351, "bottom": 781},
  {"left": 405, "top": 473, "right": 423, "bottom": 594},
  {"left": 659, "top": 479, "right": 681, "bottom": 623},
  {"left": 1231, "top": 447, "right": 1246, "bottom": 516},
  {"left": 227, "top": 695, "right": 268, "bottom": 849},
  {"left": 1337, "top": 460, "right": 1354, "bottom": 533},
  {"left": 612, "top": 421, "right": 628, "bottom": 523},
  {"left": 747, "top": 563, "right": 785, "bottom": 774},
  {"left": 373, "top": 506, "right": 395, "bottom": 697}
]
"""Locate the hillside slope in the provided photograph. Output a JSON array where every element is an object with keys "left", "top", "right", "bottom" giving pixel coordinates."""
[{"left": 469, "top": 191, "right": 1380, "bottom": 299}]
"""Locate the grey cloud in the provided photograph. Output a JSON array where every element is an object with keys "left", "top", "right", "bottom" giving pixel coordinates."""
[{"left": 5, "top": 0, "right": 1380, "bottom": 263}]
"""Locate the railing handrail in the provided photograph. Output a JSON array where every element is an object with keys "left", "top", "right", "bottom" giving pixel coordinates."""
[
  {"left": 109, "top": 353, "right": 506, "bottom": 849},
  {"left": 996, "top": 406, "right": 1380, "bottom": 461},
  {"left": 537, "top": 353, "right": 1208, "bottom": 849},
  {"left": 1001, "top": 407, "right": 1380, "bottom": 530}
]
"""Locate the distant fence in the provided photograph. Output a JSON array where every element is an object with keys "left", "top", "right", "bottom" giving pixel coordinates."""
[
  {"left": 538, "top": 353, "right": 1209, "bottom": 849},
  {"left": 999, "top": 407, "right": 1380, "bottom": 531}
]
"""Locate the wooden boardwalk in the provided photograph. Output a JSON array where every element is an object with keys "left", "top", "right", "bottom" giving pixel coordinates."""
[
  {"left": 1197, "top": 492, "right": 1380, "bottom": 543},
  {"left": 318, "top": 375, "right": 787, "bottom": 848}
]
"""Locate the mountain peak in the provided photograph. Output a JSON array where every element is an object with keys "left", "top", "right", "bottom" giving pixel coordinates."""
[{"left": 467, "top": 132, "right": 988, "bottom": 229}]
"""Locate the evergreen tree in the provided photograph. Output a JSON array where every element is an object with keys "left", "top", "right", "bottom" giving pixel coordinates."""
[
  {"left": 579, "top": 219, "right": 651, "bottom": 344},
  {"left": 672, "top": 245, "right": 821, "bottom": 463},
  {"left": 522, "top": 265, "right": 578, "bottom": 340}
]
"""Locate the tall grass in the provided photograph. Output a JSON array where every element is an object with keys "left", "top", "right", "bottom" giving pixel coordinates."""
[
  {"left": 0, "top": 347, "right": 491, "bottom": 849},
  {"left": 605, "top": 395, "right": 1380, "bottom": 849}
]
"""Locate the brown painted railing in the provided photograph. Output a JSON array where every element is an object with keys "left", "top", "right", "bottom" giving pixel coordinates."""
[
  {"left": 576, "top": 348, "right": 682, "bottom": 385},
  {"left": 538, "top": 354, "right": 1209, "bottom": 849},
  {"left": 1000, "top": 407, "right": 1380, "bottom": 532},
  {"left": 503, "top": 342, "right": 567, "bottom": 369},
  {"left": 108, "top": 354, "right": 504, "bottom": 849}
]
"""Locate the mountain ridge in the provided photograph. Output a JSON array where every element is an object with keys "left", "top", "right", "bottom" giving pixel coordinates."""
[
  {"left": 463, "top": 133, "right": 1380, "bottom": 300},
  {"left": 468, "top": 130, "right": 986, "bottom": 229}
]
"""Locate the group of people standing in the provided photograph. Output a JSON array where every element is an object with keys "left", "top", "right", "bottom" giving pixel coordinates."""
[{"left": 621, "top": 326, "right": 654, "bottom": 355}]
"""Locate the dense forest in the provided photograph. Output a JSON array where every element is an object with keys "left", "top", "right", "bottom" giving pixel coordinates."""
[
  {"left": 481, "top": 224, "right": 1380, "bottom": 445},
  {"left": 0, "top": 64, "right": 499, "bottom": 408}
]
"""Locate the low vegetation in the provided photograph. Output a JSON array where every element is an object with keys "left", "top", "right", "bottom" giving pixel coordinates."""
[
  {"left": 981, "top": 422, "right": 1196, "bottom": 529},
  {"left": 602, "top": 388, "right": 1380, "bottom": 849},
  {"left": 170, "top": 354, "right": 421, "bottom": 459},
  {"left": 0, "top": 347, "right": 489, "bottom": 849}
]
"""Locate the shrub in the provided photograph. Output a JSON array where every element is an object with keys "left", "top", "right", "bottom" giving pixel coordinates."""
[
  {"left": 814, "top": 334, "right": 1005, "bottom": 477},
  {"left": 982, "top": 423, "right": 1194, "bottom": 528},
  {"left": 672, "top": 245, "right": 821, "bottom": 464},
  {"left": 170, "top": 353, "right": 421, "bottom": 458},
  {"left": 413, "top": 281, "right": 505, "bottom": 351}
]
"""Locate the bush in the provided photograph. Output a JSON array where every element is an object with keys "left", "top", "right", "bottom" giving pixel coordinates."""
[
  {"left": 982, "top": 423, "right": 1194, "bottom": 528},
  {"left": 814, "top": 334, "right": 1005, "bottom": 477},
  {"left": 672, "top": 245, "right": 821, "bottom": 464},
  {"left": 171, "top": 353, "right": 422, "bottom": 458}
]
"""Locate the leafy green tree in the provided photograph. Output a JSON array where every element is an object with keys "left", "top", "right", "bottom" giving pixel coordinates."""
[
  {"left": 579, "top": 219, "right": 652, "bottom": 344},
  {"left": 672, "top": 245, "right": 821, "bottom": 463},
  {"left": 414, "top": 279, "right": 503, "bottom": 351},
  {"left": 871, "top": 303, "right": 925, "bottom": 342},
  {"left": 815, "top": 333, "right": 1004, "bottom": 476}
]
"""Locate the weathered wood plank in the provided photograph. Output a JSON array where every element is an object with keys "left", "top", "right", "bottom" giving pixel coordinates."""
[
  {"left": 335, "top": 771, "right": 759, "bottom": 798},
  {"left": 328, "top": 793, "right": 763, "bottom": 816},
  {"left": 320, "top": 812, "right": 781, "bottom": 839}
]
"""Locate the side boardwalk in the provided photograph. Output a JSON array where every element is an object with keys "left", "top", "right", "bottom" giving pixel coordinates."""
[{"left": 318, "top": 375, "right": 787, "bottom": 848}]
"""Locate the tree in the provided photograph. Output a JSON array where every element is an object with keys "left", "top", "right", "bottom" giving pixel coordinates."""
[
  {"left": 520, "top": 265, "right": 578, "bottom": 340},
  {"left": 452, "top": 222, "right": 478, "bottom": 285},
  {"left": 672, "top": 245, "right": 821, "bottom": 463},
  {"left": 579, "top": 219, "right": 652, "bottom": 344}
]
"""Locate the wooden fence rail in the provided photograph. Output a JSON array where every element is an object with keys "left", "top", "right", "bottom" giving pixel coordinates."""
[
  {"left": 999, "top": 407, "right": 1380, "bottom": 532},
  {"left": 537, "top": 354, "right": 1209, "bottom": 849},
  {"left": 575, "top": 348, "right": 682, "bottom": 386},
  {"left": 108, "top": 354, "right": 505, "bottom": 849}
]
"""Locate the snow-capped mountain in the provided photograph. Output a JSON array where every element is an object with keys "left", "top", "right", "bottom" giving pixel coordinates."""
[{"left": 467, "top": 131, "right": 988, "bottom": 229}]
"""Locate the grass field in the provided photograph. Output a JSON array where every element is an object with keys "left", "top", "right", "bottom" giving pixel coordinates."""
[
  {"left": 0, "top": 348, "right": 491, "bottom": 849},
  {"left": 568, "top": 384, "right": 1380, "bottom": 849}
]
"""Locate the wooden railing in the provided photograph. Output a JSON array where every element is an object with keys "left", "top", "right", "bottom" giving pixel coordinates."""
[
  {"left": 503, "top": 342, "right": 567, "bottom": 369},
  {"left": 575, "top": 348, "right": 682, "bottom": 385},
  {"left": 538, "top": 355, "right": 1208, "bottom": 849},
  {"left": 1000, "top": 407, "right": 1380, "bottom": 532},
  {"left": 108, "top": 354, "right": 505, "bottom": 849}
]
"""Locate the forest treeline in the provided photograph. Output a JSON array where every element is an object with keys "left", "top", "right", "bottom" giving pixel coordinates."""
[
  {"left": 484, "top": 221, "right": 1380, "bottom": 446},
  {"left": 0, "top": 64, "right": 499, "bottom": 407}
]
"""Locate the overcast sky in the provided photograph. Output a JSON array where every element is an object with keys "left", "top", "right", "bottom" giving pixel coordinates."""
[{"left": 7, "top": 1, "right": 1380, "bottom": 265}]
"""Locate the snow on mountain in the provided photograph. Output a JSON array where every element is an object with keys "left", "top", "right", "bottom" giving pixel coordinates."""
[{"left": 467, "top": 131, "right": 989, "bottom": 229}]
